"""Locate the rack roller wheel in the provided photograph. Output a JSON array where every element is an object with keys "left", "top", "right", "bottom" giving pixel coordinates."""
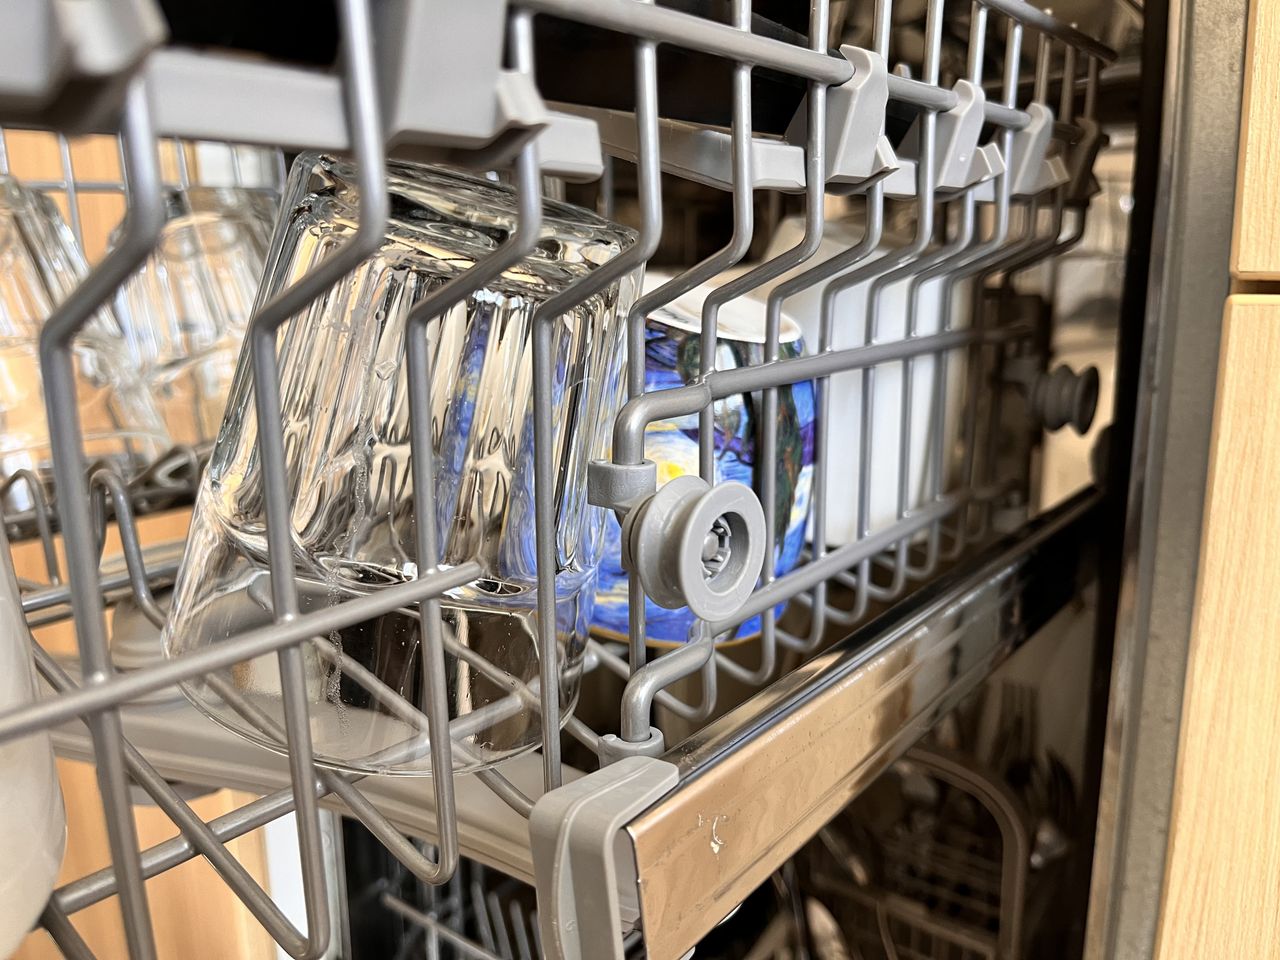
[{"left": 623, "top": 475, "right": 766, "bottom": 622}]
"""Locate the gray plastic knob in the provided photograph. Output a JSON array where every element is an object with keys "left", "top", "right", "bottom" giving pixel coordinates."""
[
  {"left": 1033, "top": 363, "right": 1100, "bottom": 434},
  {"left": 623, "top": 476, "right": 766, "bottom": 623}
]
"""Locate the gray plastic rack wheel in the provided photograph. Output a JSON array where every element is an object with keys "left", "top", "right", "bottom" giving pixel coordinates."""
[{"left": 624, "top": 476, "right": 766, "bottom": 623}]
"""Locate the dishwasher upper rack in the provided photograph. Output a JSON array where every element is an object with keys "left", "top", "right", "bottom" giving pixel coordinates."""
[{"left": 0, "top": 2, "right": 1115, "bottom": 959}]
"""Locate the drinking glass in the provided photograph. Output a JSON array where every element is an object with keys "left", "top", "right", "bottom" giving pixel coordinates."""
[
  {"left": 164, "top": 155, "right": 639, "bottom": 775},
  {"left": 0, "top": 175, "right": 169, "bottom": 515},
  {"left": 112, "top": 144, "right": 280, "bottom": 448}
]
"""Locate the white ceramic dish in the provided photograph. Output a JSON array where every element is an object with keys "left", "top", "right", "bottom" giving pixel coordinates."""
[
  {"left": 764, "top": 213, "right": 969, "bottom": 546},
  {"left": 0, "top": 524, "right": 66, "bottom": 957}
]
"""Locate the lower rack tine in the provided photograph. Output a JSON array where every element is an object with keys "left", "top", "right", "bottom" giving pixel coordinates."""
[
  {"left": 471, "top": 878, "right": 499, "bottom": 954},
  {"left": 383, "top": 893, "right": 506, "bottom": 960},
  {"left": 201, "top": 673, "right": 457, "bottom": 885},
  {"left": 1, "top": 469, "right": 60, "bottom": 582},
  {"left": 31, "top": 647, "right": 312, "bottom": 957},
  {"left": 56, "top": 782, "right": 315, "bottom": 915},
  {"left": 37, "top": 74, "right": 169, "bottom": 960},
  {"left": 487, "top": 890, "right": 515, "bottom": 959},
  {"left": 238, "top": 0, "right": 391, "bottom": 930},
  {"left": 509, "top": 899, "right": 536, "bottom": 960},
  {"left": 39, "top": 902, "right": 96, "bottom": 960}
]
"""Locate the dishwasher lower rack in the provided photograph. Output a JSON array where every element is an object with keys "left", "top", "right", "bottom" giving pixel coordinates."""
[{"left": 0, "top": 1, "right": 1116, "bottom": 958}]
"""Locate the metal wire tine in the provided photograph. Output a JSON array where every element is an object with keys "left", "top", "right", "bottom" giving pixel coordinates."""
[
  {"left": 624, "top": 33, "right": 665, "bottom": 677},
  {"left": 474, "top": 768, "right": 537, "bottom": 818},
  {"left": 967, "top": 2, "right": 988, "bottom": 86},
  {"left": 1059, "top": 42, "right": 1078, "bottom": 122},
  {"left": 899, "top": 196, "right": 980, "bottom": 582},
  {"left": 87, "top": 468, "right": 166, "bottom": 627},
  {"left": 895, "top": 5, "right": 993, "bottom": 582},
  {"left": 509, "top": 899, "right": 535, "bottom": 960},
  {"left": 616, "top": 0, "right": 757, "bottom": 740},
  {"left": 487, "top": 890, "right": 516, "bottom": 959},
  {"left": 599, "top": 154, "right": 615, "bottom": 219},
  {"left": 1084, "top": 55, "right": 1100, "bottom": 120},
  {"left": 382, "top": 894, "right": 506, "bottom": 960},
  {"left": 40, "top": 901, "right": 97, "bottom": 960},
  {"left": 0, "top": 562, "right": 483, "bottom": 745},
  {"left": 518, "top": 0, "right": 853, "bottom": 84},
  {"left": 57, "top": 134, "right": 84, "bottom": 251},
  {"left": 230, "top": 142, "right": 245, "bottom": 188},
  {"left": 759, "top": 193, "right": 892, "bottom": 655},
  {"left": 564, "top": 712, "right": 604, "bottom": 753},
  {"left": 590, "top": 638, "right": 718, "bottom": 725},
  {"left": 392, "top": 17, "right": 542, "bottom": 849},
  {"left": 940, "top": 19, "right": 1023, "bottom": 559},
  {"left": 55, "top": 778, "right": 323, "bottom": 915},
  {"left": 612, "top": 185, "right": 896, "bottom": 657},
  {"left": 621, "top": 628, "right": 721, "bottom": 741},
  {"left": 201, "top": 672, "right": 467, "bottom": 884},
  {"left": 864, "top": 0, "right": 948, "bottom": 594},
  {"left": 697, "top": 0, "right": 756, "bottom": 481},
  {"left": 713, "top": 0, "right": 828, "bottom": 687},
  {"left": 36, "top": 75, "right": 165, "bottom": 960},
  {"left": 1, "top": 469, "right": 61, "bottom": 581},
  {"left": 31, "top": 647, "right": 315, "bottom": 958},
  {"left": 873, "top": 0, "right": 894, "bottom": 58},
  {"left": 963, "top": 193, "right": 1050, "bottom": 541},
  {"left": 705, "top": 492, "right": 959, "bottom": 635},
  {"left": 21, "top": 552, "right": 181, "bottom": 626},
  {"left": 524, "top": 29, "right": 664, "bottom": 774},
  {"left": 1032, "top": 28, "right": 1053, "bottom": 105},
  {"left": 471, "top": 877, "right": 499, "bottom": 954},
  {"left": 174, "top": 137, "right": 191, "bottom": 189},
  {"left": 998, "top": 189, "right": 1072, "bottom": 283},
  {"left": 868, "top": 198, "right": 979, "bottom": 599},
  {"left": 238, "top": 0, "right": 386, "bottom": 939},
  {"left": 849, "top": 0, "right": 945, "bottom": 607}
]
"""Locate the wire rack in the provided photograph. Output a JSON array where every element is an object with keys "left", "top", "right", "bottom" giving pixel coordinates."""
[
  {"left": 0, "top": 1, "right": 1116, "bottom": 958},
  {"left": 806, "top": 747, "right": 1033, "bottom": 960}
]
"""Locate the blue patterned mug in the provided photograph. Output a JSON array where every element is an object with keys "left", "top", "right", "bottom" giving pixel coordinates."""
[{"left": 591, "top": 275, "right": 816, "bottom": 646}]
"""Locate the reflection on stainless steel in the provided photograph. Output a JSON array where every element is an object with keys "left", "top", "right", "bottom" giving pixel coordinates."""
[{"left": 625, "top": 491, "right": 1098, "bottom": 960}]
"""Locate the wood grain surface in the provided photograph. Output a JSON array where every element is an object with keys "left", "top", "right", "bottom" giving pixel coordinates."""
[
  {"left": 1231, "top": 0, "right": 1280, "bottom": 278},
  {"left": 1155, "top": 296, "right": 1280, "bottom": 958}
]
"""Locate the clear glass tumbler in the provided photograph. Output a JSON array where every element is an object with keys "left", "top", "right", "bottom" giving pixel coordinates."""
[
  {"left": 0, "top": 175, "right": 169, "bottom": 515},
  {"left": 112, "top": 184, "right": 275, "bottom": 448},
  {"left": 163, "top": 155, "right": 639, "bottom": 774}
]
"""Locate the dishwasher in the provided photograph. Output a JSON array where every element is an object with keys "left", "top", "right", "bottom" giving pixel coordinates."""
[{"left": 0, "top": 0, "right": 1205, "bottom": 957}]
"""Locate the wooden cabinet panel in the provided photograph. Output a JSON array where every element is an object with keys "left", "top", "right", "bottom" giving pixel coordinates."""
[
  {"left": 1232, "top": 0, "right": 1280, "bottom": 278},
  {"left": 1155, "top": 295, "right": 1280, "bottom": 958}
]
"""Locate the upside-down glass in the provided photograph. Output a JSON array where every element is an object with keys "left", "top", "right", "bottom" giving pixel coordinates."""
[
  {"left": 112, "top": 143, "right": 280, "bottom": 449},
  {"left": 163, "top": 155, "right": 639, "bottom": 775},
  {"left": 0, "top": 175, "right": 169, "bottom": 515}
]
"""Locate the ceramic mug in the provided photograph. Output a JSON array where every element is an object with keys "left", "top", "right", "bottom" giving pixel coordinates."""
[{"left": 592, "top": 275, "right": 815, "bottom": 646}]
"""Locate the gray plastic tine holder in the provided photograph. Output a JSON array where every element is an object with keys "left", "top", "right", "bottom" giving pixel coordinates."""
[
  {"left": 788, "top": 45, "right": 898, "bottom": 194},
  {"left": 530, "top": 757, "right": 680, "bottom": 960}
]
